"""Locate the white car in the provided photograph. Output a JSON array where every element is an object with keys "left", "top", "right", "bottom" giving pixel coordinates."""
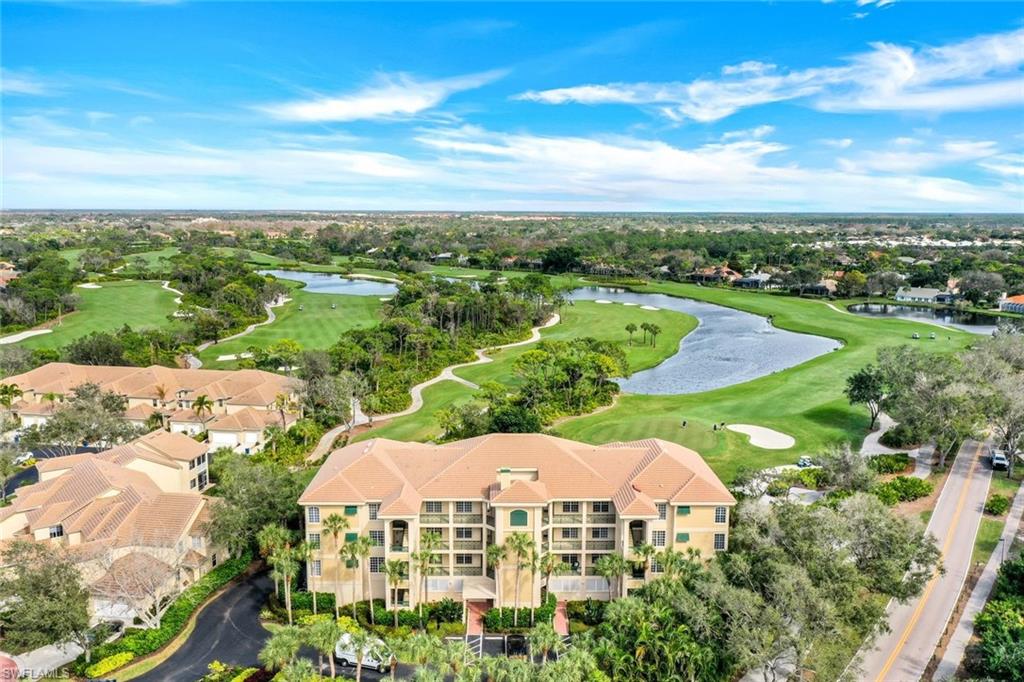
[
  {"left": 991, "top": 450, "right": 1009, "bottom": 471},
  {"left": 14, "top": 452, "right": 33, "bottom": 466},
  {"left": 334, "top": 632, "right": 389, "bottom": 673}
]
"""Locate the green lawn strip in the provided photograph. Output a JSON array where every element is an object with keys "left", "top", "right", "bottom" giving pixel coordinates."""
[
  {"left": 197, "top": 281, "right": 382, "bottom": 367},
  {"left": 973, "top": 517, "right": 1006, "bottom": 565},
  {"left": 552, "top": 283, "right": 975, "bottom": 482},
  {"left": 57, "top": 247, "right": 86, "bottom": 265},
  {"left": 988, "top": 472, "right": 1024, "bottom": 499},
  {"left": 118, "top": 247, "right": 182, "bottom": 272},
  {"left": 360, "top": 380, "right": 479, "bottom": 443},
  {"left": 16, "top": 280, "right": 180, "bottom": 350}
]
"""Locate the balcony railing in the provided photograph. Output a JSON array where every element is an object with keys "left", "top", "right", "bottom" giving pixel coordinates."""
[
  {"left": 453, "top": 566, "right": 483, "bottom": 576},
  {"left": 588, "top": 513, "right": 617, "bottom": 524},
  {"left": 587, "top": 540, "right": 616, "bottom": 551},
  {"left": 389, "top": 544, "right": 409, "bottom": 553},
  {"left": 551, "top": 539, "right": 582, "bottom": 551},
  {"left": 453, "top": 539, "right": 481, "bottom": 550},
  {"left": 426, "top": 540, "right": 450, "bottom": 550},
  {"left": 453, "top": 513, "right": 483, "bottom": 524},
  {"left": 551, "top": 513, "right": 582, "bottom": 524},
  {"left": 419, "top": 513, "right": 450, "bottom": 524}
]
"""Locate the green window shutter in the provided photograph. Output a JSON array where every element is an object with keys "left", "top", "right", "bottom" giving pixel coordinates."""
[
  {"left": 345, "top": 559, "right": 357, "bottom": 568},
  {"left": 676, "top": 532, "right": 690, "bottom": 543},
  {"left": 344, "top": 505, "right": 358, "bottom": 516},
  {"left": 344, "top": 532, "right": 358, "bottom": 543},
  {"left": 509, "top": 510, "right": 528, "bottom": 527},
  {"left": 676, "top": 506, "right": 691, "bottom": 516}
]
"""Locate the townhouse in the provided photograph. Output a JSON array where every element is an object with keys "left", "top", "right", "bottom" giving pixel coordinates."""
[
  {"left": 298, "top": 433, "right": 734, "bottom": 611},
  {"left": 3, "top": 362, "right": 299, "bottom": 454}
]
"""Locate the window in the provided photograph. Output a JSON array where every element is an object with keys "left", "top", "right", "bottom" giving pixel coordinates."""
[
  {"left": 561, "top": 554, "right": 579, "bottom": 569},
  {"left": 370, "top": 557, "right": 385, "bottom": 573},
  {"left": 715, "top": 507, "right": 727, "bottom": 524},
  {"left": 344, "top": 532, "right": 358, "bottom": 543},
  {"left": 676, "top": 532, "right": 690, "bottom": 543},
  {"left": 561, "top": 527, "right": 579, "bottom": 539},
  {"left": 676, "top": 505, "right": 691, "bottom": 516},
  {"left": 455, "top": 527, "right": 473, "bottom": 539},
  {"left": 455, "top": 554, "right": 474, "bottom": 565},
  {"left": 310, "top": 560, "right": 322, "bottom": 577},
  {"left": 308, "top": 533, "right": 321, "bottom": 550},
  {"left": 344, "top": 505, "right": 358, "bottom": 516},
  {"left": 591, "top": 527, "right": 609, "bottom": 539},
  {"left": 198, "top": 471, "right": 208, "bottom": 489},
  {"left": 657, "top": 503, "right": 667, "bottom": 520},
  {"left": 714, "top": 533, "right": 727, "bottom": 551},
  {"left": 425, "top": 501, "right": 442, "bottom": 514},
  {"left": 455, "top": 501, "right": 473, "bottom": 513},
  {"left": 192, "top": 536, "right": 203, "bottom": 550},
  {"left": 368, "top": 503, "right": 380, "bottom": 520},
  {"left": 652, "top": 530, "right": 666, "bottom": 547},
  {"left": 370, "top": 531, "right": 385, "bottom": 546},
  {"left": 510, "top": 510, "right": 528, "bottom": 527},
  {"left": 190, "top": 478, "right": 197, "bottom": 489},
  {"left": 651, "top": 560, "right": 664, "bottom": 574},
  {"left": 307, "top": 507, "right": 320, "bottom": 523},
  {"left": 49, "top": 525, "right": 64, "bottom": 539},
  {"left": 562, "top": 501, "right": 579, "bottom": 513},
  {"left": 592, "top": 502, "right": 609, "bottom": 513}
]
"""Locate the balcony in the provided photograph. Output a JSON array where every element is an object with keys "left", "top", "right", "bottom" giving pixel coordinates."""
[
  {"left": 453, "top": 539, "right": 481, "bottom": 550},
  {"left": 419, "top": 513, "right": 450, "bottom": 524},
  {"left": 551, "top": 513, "right": 582, "bottom": 524},
  {"left": 587, "top": 540, "right": 616, "bottom": 551},
  {"left": 453, "top": 566, "right": 483, "bottom": 576},
  {"left": 389, "top": 545, "right": 409, "bottom": 553},
  {"left": 588, "top": 513, "right": 617, "bottom": 524},
  {"left": 453, "top": 513, "right": 483, "bottom": 524},
  {"left": 551, "top": 539, "right": 582, "bottom": 551},
  {"left": 425, "top": 540, "right": 450, "bottom": 550}
]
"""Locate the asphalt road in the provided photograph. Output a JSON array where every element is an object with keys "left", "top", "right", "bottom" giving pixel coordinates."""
[{"left": 857, "top": 439, "right": 992, "bottom": 682}]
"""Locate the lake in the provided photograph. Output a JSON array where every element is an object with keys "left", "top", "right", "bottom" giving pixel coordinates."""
[
  {"left": 847, "top": 303, "right": 999, "bottom": 336},
  {"left": 259, "top": 270, "right": 399, "bottom": 297},
  {"left": 568, "top": 287, "right": 842, "bottom": 395}
]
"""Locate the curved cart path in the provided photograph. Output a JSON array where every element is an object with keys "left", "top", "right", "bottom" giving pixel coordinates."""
[
  {"left": 185, "top": 297, "right": 289, "bottom": 369},
  {"left": 308, "top": 314, "right": 560, "bottom": 460}
]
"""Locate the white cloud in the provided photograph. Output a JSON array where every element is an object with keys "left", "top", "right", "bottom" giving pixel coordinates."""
[
  {"left": 979, "top": 153, "right": 1024, "bottom": 178},
  {"left": 515, "top": 27, "right": 1024, "bottom": 121},
  {"left": 86, "top": 111, "right": 115, "bottom": 124},
  {"left": 259, "top": 70, "right": 505, "bottom": 122},
  {"left": 1, "top": 69, "right": 54, "bottom": 96},
  {"left": 837, "top": 139, "right": 999, "bottom": 173},
  {"left": 721, "top": 125, "right": 776, "bottom": 141},
  {"left": 820, "top": 138, "right": 854, "bottom": 149}
]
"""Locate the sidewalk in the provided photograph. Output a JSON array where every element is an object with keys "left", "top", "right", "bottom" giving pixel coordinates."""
[
  {"left": 933, "top": 476, "right": 1024, "bottom": 680},
  {"left": 9, "top": 642, "right": 83, "bottom": 680},
  {"left": 553, "top": 601, "right": 569, "bottom": 637}
]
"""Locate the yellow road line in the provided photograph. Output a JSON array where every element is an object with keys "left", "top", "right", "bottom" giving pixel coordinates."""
[{"left": 875, "top": 443, "right": 982, "bottom": 681}]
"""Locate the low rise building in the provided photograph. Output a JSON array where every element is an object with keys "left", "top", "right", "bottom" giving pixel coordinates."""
[
  {"left": 299, "top": 433, "right": 734, "bottom": 611},
  {"left": 999, "top": 294, "right": 1024, "bottom": 314},
  {"left": 894, "top": 286, "right": 943, "bottom": 303}
]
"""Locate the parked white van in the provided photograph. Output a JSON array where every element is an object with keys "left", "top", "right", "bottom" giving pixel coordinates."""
[{"left": 334, "top": 632, "right": 390, "bottom": 673}]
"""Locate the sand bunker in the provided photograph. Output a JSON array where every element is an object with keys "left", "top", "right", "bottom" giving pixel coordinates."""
[
  {"left": 623, "top": 302, "right": 638, "bottom": 306},
  {"left": 0, "top": 329, "right": 53, "bottom": 345},
  {"left": 595, "top": 299, "right": 613, "bottom": 304},
  {"left": 727, "top": 424, "right": 796, "bottom": 449},
  {"left": 216, "top": 352, "right": 253, "bottom": 362},
  {"left": 641, "top": 305, "right": 659, "bottom": 311},
  {"left": 76, "top": 283, "right": 102, "bottom": 289}
]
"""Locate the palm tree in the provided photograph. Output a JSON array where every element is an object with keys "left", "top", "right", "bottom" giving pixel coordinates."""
[
  {"left": 594, "top": 554, "right": 630, "bottom": 599},
  {"left": 191, "top": 393, "right": 214, "bottom": 431},
  {"left": 528, "top": 622, "right": 565, "bottom": 664},
  {"left": 648, "top": 323, "right": 662, "bottom": 347},
  {"left": 280, "top": 658, "right": 316, "bottom": 682},
  {"left": 639, "top": 322, "right": 651, "bottom": 345},
  {"left": 527, "top": 547, "right": 540, "bottom": 625},
  {"left": 274, "top": 392, "right": 295, "bottom": 429},
  {"left": 355, "top": 535, "right": 375, "bottom": 624},
  {"left": 485, "top": 543, "right": 506, "bottom": 612},
  {"left": 347, "top": 628, "right": 379, "bottom": 682},
  {"left": 625, "top": 323, "right": 637, "bottom": 346},
  {"left": 0, "top": 384, "right": 23, "bottom": 419},
  {"left": 383, "top": 560, "right": 406, "bottom": 628},
  {"left": 341, "top": 541, "right": 361, "bottom": 620},
  {"left": 439, "top": 639, "right": 478, "bottom": 679},
  {"left": 322, "top": 514, "right": 349, "bottom": 619},
  {"left": 257, "top": 524, "right": 292, "bottom": 598},
  {"left": 505, "top": 532, "right": 535, "bottom": 626},
  {"left": 270, "top": 545, "right": 300, "bottom": 625},
  {"left": 632, "top": 542, "right": 657, "bottom": 581},
  {"left": 305, "top": 616, "right": 342, "bottom": 678},
  {"left": 258, "top": 624, "right": 302, "bottom": 672},
  {"left": 296, "top": 540, "right": 317, "bottom": 615},
  {"left": 539, "top": 553, "right": 568, "bottom": 598},
  {"left": 412, "top": 531, "right": 442, "bottom": 628}
]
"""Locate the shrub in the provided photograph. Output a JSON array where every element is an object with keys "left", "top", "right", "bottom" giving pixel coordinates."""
[
  {"left": 879, "top": 423, "right": 921, "bottom": 449},
  {"left": 872, "top": 476, "right": 932, "bottom": 505},
  {"left": 766, "top": 479, "right": 790, "bottom": 497},
  {"left": 229, "top": 669, "right": 258, "bottom": 682},
  {"left": 869, "top": 453, "right": 911, "bottom": 474},
  {"left": 484, "top": 593, "right": 556, "bottom": 632},
  {"left": 431, "top": 598, "right": 463, "bottom": 624},
  {"left": 566, "top": 598, "right": 607, "bottom": 626},
  {"left": 984, "top": 495, "right": 1011, "bottom": 516},
  {"left": 85, "top": 652, "right": 135, "bottom": 678}
]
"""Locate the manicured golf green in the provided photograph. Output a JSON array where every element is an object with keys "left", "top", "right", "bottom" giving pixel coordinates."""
[
  {"left": 14, "top": 280, "right": 180, "bottom": 350},
  {"left": 120, "top": 247, "right": 182, "bottom": 272},
  {"left": 357, "top": 301, "right": 697, "bottom": 443},
  {"left": 197, "top": 281, "right": 382, "bottom": 367}
]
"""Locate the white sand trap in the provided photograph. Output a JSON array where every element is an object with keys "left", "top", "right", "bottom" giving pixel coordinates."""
[
  {"left": 216, "top": 352, "right": 253, "bottom": 362},
  {"left": 76, "top": 283, "right": 102, "bottom": 289},
  {"left": 727, "top": 424, "right": 795, "bottom": 450},
  {"left": 379, "top": 297, "right": 393, "bottom": 302},
  {"left": 0, "top": 329, "right": 52, "bottom": 345},
  {"left": 641, "top": 305, "right": 659, "bottom": 311},
  {"left": 595, "top": 299, "right": 613, "bottom": 304},
  {"left": 623, "top": 302, "right": 638, "bottom": 306}
]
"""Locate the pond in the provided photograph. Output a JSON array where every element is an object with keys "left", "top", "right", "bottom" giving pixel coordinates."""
[
  {"left": 259, "top": 270, "right": 399, "bottom": 297},
  {"left": 847, "top": 303, "right": 1000, "bottom": 336},
  {"left": 568, "top": 287, "right": 842, "bottom": 395}
]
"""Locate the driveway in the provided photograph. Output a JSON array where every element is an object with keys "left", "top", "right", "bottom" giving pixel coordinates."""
[
  {"left": 857, "top": 440, "right": 992, "bottom": 682},
  {"left": 3, "top": 446, "right": 100, "bottom": 497}
]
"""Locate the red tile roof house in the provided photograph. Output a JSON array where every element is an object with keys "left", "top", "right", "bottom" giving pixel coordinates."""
[{"left": 999, "top": 294, "right": 1024, "bottom": 315}]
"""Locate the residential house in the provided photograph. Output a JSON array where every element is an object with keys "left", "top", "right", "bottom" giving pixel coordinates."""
[
  {"left": 895, "top": 287, "right": 942, "bottom": 303},
  {"left": 999, "top": 294, "right": 1024, "bottom": 314},
  {"left": 298, "top": 434, "right": 735, "bottom": 611},
  {"left": 734, "top": 273, "right": 773, "bottom": 289},
  {"left": 689, "top": 265, "right": 741, "bottom": 284}
]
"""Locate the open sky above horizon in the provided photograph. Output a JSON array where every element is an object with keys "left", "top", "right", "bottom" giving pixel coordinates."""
[{"left": 2, "top": 1, "right": 1023, "bottom": 212}]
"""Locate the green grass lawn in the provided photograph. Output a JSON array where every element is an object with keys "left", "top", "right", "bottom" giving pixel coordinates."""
[
  {"left": 15, "top": 281, "right": 180, "bottom": 350},
  {"left": 358, "top": 301, "right": 697, "bottom": 443},
  {"left": 197, "top": 281, "right": 382, "bottom": 367},
  {"left": 988, "top": 471, "right": 1023, "bottom": 499},
  {"left": 973, "top": 517, "right": 1006, "bottom": 564},
  {"left": 120, "top": 247, "right": 182, "bottom": 272}
]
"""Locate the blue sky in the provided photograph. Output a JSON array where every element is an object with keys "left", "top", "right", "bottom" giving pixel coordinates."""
[{"left": 2, "top": 1, "right": 1022, "bottom": 211}]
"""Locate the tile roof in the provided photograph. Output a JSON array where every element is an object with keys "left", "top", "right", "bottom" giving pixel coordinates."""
[
  {"left": 207, "top": 407, "right": 293, "bottom": 432},
  {"left": 300, "top": 434, "right": 734, "bottom": 510}
]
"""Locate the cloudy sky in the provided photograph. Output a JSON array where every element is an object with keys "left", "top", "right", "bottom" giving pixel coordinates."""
[{"left": 2, "top": 1, "right": 1022, "bottom": 211}]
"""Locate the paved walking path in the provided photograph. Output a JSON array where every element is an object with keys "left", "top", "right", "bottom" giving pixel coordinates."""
[
  {"left": 186, "top": 296, "right": 289, "bottom": 369},
  {"left": 467, "top": 601, "right": 487, "bottom": 637},
  {"left": 9, "top": 642, "right": 83, "bottom": 680},
  {"left": 857, "top": 440, "right": 992, "bottom": 682},
  {"left": 553, "top": 601, "right": 569, "bottom": 636},
  {"left": 933, "top": 476, "right": 1024, "bottom": 681},
  {"left": 308, "top": 314, "right": 560, "bottom": 461}
]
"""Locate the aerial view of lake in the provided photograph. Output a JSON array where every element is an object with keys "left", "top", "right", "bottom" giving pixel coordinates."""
[
  {"left": 259, "top": 270, "right": 399, "bottom": 297},
  {"left": 568, "top": 287, "right": 842, "bottom": 394},
  {"left": 847, "top": 303, "right": 1000, "bottom": 335}
]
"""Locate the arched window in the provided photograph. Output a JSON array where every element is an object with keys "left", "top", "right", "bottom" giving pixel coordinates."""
[{"left": 509, "top": 509, "right": 528, "bottom": 527}]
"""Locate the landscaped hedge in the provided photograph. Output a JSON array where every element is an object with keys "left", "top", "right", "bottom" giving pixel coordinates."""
[
  {"left": 984, "top": 495, "right": 1011, "bottom": 516},
  {"left": 85, "top": 652, "right": 135, "bottom": 678},
  {"left": 879, "top": 423, "right": 922, "bottom": 449},
  {"left": 872, "top": 476, "right": 933, "bottom": 505},
  {"left": 484, "top": 593, "right": 556, "bottom": 632},
  {"left": 275, "top": 594, "right": 462, "bottom": 630},
  {"left": 967, "top": 556, "right": 1024, "bottom": 681},
  {"left": 77, "top": 552, "right": 252, "bottom": 675},
  {"left": 868, "top": 453, "right": 912, "bottom": 474},
  {"left": 566, "top": 598, "right": 606, "bottom": 626}
]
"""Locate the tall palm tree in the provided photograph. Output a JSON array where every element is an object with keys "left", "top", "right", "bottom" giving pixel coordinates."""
[
  {"left": 0, "top": 384, "right": 23, "bottom": 419},
  {"left": 632, "top": 542, "right": 657, "bottom": 581},
  {"left": 539, "top": 553, "right": 568, "bottom": 599},
  {"left": 528, "top": 622, "right": 565, "bottom": 664},
  {"left": 296, "top": 540, "right": 317, "bottom": 615},
  {"left": 383, "top": 560, "right": 407, "bottom": 628},
  {"left": 305, "top": 616, "right": 342, "bottom": 678},
  {"left": 347, "top": 628, "right": 379, "bottom": 682},
  {"left": 355, "top": 535, "right": 375, "bottom": 624},
  {"left": 412, "top": 531, "right": 442, "bottom": 628},
  {"left": 485, "top": 543, "right": 506, "bottom": 612},
  {"left": 341, "top": 541, "right": 361, "bottom": 620},
  {"left": 270, "top": 545, "right": 300, "bottom": 625},
  {"left": 505, "top": 532, "right": 535, "bottom": 626},
  {"left": 527, "top": 547, "right": 540, "bottom": 625},
  {"left": 274, "top": 392, "right": 295, "bottom": 429},
  {"left": 648, "top": 323, "right": 662, "bottom": 347},
  {"left": 258, "top": 625, "right": 302, "bottom": 672},
  {"left": 625, "top": 323, "right": 637, "bottom": 346},
  {"left": 322, "top": 514, "right": 349, "bottom": 619},
  {"left": 256, "top": 524, "right": 291, "bottom": 598},
  {"left": 594, "top": 554, "right": 629, "bottom": 599},
  {"left": 191, "top": 393, "right": 214, "bottom": 431}
]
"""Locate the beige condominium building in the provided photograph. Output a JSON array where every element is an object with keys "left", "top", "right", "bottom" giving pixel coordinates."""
[
  {"left": 3, "top": 363, "right": 299, "bottom": 454},
  {"left": 299, "top": 433, "right": 735, "bottom": 610}
]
